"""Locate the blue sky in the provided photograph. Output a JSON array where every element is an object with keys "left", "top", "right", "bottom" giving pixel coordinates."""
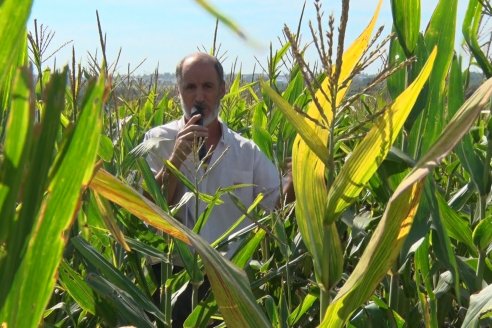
[{"left": 28, "top": 0, "right": 470, "bottom": 75}]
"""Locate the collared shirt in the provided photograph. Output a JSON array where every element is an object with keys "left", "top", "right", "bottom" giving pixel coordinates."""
[{"left": 144, "top": 117, "right": 280, "bottom": 251}]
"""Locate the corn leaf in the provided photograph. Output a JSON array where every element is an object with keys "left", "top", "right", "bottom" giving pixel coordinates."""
[
  {"left": 414, "top": 236, "right": 437, "bottom": 327},
  {"left": 58, "top": 260, "right": 96, "bottom": 315},
  {"left": 288, "top": 294, "right": 317, "bottom": 326},
  {"left": 436, "top": 192, "right": 476, "bottom": 256},
  {"left": 89, "top": 168, "right": 191, "bottom": 243},
  {"left": 390, "top": 0, "right": 420, "bottom": 56},
  {"left": 418, "top": 0, "right": 458, "bottom": 155},
  {"left": 252, "top": 102, "right": 274, "bottom": 160},
  {"left": 277, "top": 1, "right": 383, "bottom": 295},
  {"left": 93, "top": 191, "right": 131, "bottom": 252},
  {"left": 89, "top": 168, "right": 271, "bottom": 327},
  {"left": 1, "top": 72, "right": 104, "bottom": 327},
  {"left": 321, "top": 77, "right": 492, "bottom": 327},
  {"left": 450, "top": 56, "right": 487, "bottom": 194},
  {"left": 325, "top": 48, "right": 437, "bottom": 224},
  {"left": 71, "top": 236, "right": 166, "bottom": 324},
  {"left": 260, "top": 80, "right": 329, "bottom": 165},
  {"left": 472, "top": 216, "right": 492, "bottom": 252},
  {"left": 387, "top": 34, "right": 407, "bottom": 100},
  {"left": 0, "top": 0, "right": 33, "bottom": 82},
  {"left": 462, "top": 0, "right": 492, "bottom": 78},
  {"left": 404, "top": 34, "right": 430, "bottom": 134},
  {"left": 86, "top": 273, "right": 155, "bottom": 328},
  {"left": 194, "top": 0, "right": 248, "bottom": 42},
  {"left": 0, "top": 69, "right": 32, "bottom": 241},
  {"left": 462, "top": 284, "right": 492, "bottom": 327}
]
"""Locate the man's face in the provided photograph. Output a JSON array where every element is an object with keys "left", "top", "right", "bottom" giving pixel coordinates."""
[{"left": 178, "top": 56, "right": 225, "bottom": 126}]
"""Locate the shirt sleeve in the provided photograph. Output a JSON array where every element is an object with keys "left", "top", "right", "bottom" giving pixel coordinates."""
[{"left": 143, "top": 129, "right": 175, "bottom": 176}]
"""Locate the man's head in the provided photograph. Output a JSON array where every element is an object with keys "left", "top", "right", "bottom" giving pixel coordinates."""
[{"left": 176, "top": 53, "right": 226, "bottom": 126}]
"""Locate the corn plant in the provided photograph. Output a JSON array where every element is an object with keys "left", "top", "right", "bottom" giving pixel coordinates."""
[{"left": 2, "top": 0, "right": 492, "bottom": 327}]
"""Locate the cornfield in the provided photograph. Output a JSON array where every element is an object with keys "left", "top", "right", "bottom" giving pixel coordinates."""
[{"left": 1, "top": 0, "right": 492, "bottom": 327}]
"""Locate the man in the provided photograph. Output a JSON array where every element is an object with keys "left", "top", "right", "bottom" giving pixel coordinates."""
[
  {"left": 144, "top": 52, "right": 293, "bottom": 327},
  {"left": 144, "top": 52, "right": 293, "bottom": 251}
]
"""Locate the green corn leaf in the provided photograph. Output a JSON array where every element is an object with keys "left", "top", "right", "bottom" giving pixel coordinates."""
[
  {"left": 165, "top": 160, "right": 224, "bottom": 205},
  {"left": 404, "top": 34, "right": 430, "bottom": 134},
  {"left": 58, "top": 260, "right": 96, "bottom": 315},
  {"left": 124, "top": 236, "right": 169, "bottom": 263},
  {"left": 472, "top": 216, "right": 492, "bottom": 252},
  {"left": 0, "top": 0, "right": 33, "bottom": 82},
  {"left": 3, "top": 69, "right": 67, "bottom": 286},
  {"left": 282, "top": 68, "right": 306, "bottom": 105},
  {"left": 390, "top": 0, "right": 420, "bottom": 56},
  {"left": 449, "top": 55, "right": 487, "bottom": 194},
  {"left": 0, "top": 68, "right": 32, "bottom": 242},
  {"left": 194, "top": 0, "right": 249, "bottom": 42},
  {"left": 321, "top": 77, "right": 492, "bottom": 327},
  {"left": 0, "top": 71, "right": 104, "bottom": 327},
  {"left": 272, "top": 42, "right": 291, "bottom": 72},
  {"left": 462, "top": 0, "right": 492, "bottom": 77},
  {"left": 436, "top": 191, "right": 476, "bottom": 256},
  {"left": 98, "top": 134, "right": 114, "bottom": 162},
  {"left": 387, "top": 33, "right": 407, "bottom": 100},
  {"left": 89, "top": 168, "right": 271, "bottom": 327},
  {"left": 425, "top": 181, "right": 461, "bottom": 304},
  {"left": 414, "top": 236, "right": 438, "bottom": 327},
  {"left": 1, "top": 68, "right": 66, "bottom": 307},
  {"left": 231, "top": 229, "right": 266, "bottom": 268},
  {"left": 72, "top": 236, "right": 166, "bottom": 324},
  {"left": 418, "top": 0, "right": 458, "bottom": 155},
  {"left": 252, "top": 102, "right": 273, "bottom": 160},
  {"left": 86, "top": 273, "right": 155, "bottom": 328},
  {"left": 138, "top": 156, "right": 169, "bottom": 211},
  {"left": 325, "top": 48, "right": 437, "bottom": 224},
  {"left": 184, "top": 297, "right": 217, "bottom": 328},
  {"left": 288, "top": 294, "right": 317, "bottom": 326}
]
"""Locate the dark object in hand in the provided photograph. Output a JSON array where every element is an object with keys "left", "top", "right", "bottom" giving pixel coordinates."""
[{"left": 191, "top": 105, "right": 207, "bottom": 160}]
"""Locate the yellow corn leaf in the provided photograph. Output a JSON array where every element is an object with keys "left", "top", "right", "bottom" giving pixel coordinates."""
[
  {"left": 334, "top": 0, "right": 383, "bottom": 107},
  {"left": 321, "top": 180, "right": 424, "bottom": 327},
  {"left": 89, "top": 168, "right": 271, "bottom": 327},
  {"left": 325, "top": 47, "right": 437, "bottom": 224},
  {"left": 92, "top": 191, "right": 131, "bottom": 252},
  {"left": 89, "top": 168, "right": 191, "bottom": 244},
  {"left": 260, "top": 81, "right": 329, "bottom": 165},
  {"left": 321, "top": 77, "right": 492, "bottom": 327},
  {"left": 292, "top": 0, "right": 382, "bottom": 291}
]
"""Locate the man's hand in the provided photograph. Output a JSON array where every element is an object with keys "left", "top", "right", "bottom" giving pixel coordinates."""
[{"left": 170, "top": 114, "right": 208, "bottom": 168}]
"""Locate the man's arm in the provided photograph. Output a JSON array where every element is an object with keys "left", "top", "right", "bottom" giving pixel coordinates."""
[
  {"left": 277, "top": 160, "right": 295, "bottom": 207},
  {"left": 153, "top": 114, "right": 207, "bottom": 204}
]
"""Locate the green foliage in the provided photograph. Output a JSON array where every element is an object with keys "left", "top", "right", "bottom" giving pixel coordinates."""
[{"left": 1, "top": 0, "right": 492, "bottom": 327}]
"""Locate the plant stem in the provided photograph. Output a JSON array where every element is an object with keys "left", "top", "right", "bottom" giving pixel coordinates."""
[
  {"left": 160, "top": 236, "right": 173, "bottom": 327},
  {"left": 192, "top": 281, "right": 200, "bottom": 310},
  {"left": 319, "top": 288, "right": 330, "bottom": 322},
  {"left": 389, "top": 269, "right": 399, "bottom": 310},
  {"left": 476, "top": 250, "right": 486, "bottom": 290}
]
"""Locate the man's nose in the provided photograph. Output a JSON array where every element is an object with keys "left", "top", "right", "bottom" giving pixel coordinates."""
[{"left": 195, "top": 87, "right": 204, "bottom": 101}]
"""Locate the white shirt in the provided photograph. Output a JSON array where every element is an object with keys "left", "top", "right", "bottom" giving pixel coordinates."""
[{"left": 144, "top": 117, "right": 280, "bottom": 252}]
